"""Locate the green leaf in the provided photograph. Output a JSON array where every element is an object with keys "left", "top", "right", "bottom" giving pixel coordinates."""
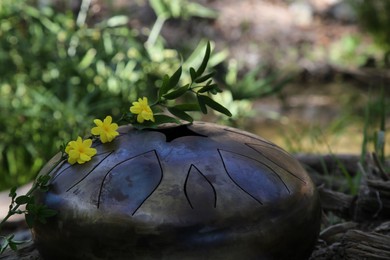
[
  {"left": 149, "top": 0, "right": 169, "bottom": 17},
  {"left": 158, "top": 66, "right": 183, "bottom": 99},
  {"left": 158, "top": 74, "right": 171, "bottom": 98},
  {"left": 15, "top": 195, "right": 31, "bottom": 205},
  {"left": 189, "top": 67, "right": 197, "bottom": 82},
  {"left": 197, "top": 95, "right": 208, "bottom": 114},
  {"left": 6, "top": 237, "right": 25, "bottom": 251},
  {"left": 208, "top": 84, "right": 222, "bottom": 95},
  {"left": 167, "top": 66, "right": 182, "bottom": 89},
  {"left": 25, "top": 198, "right": 36, "bottom": 212},
  {"left": 163, "top": 84, "right": 189, "bottom": 100},
  {"left": 198, "top": 83, "right": 219, "bottom": 93},
  {"left": 196, "top": 41, "right": 210, "bottom": 78},
  {"left": 102, "top": 31, "right": 113, "bottom": 55},
  {"left": 186, "top": 2, "right": 218, "bottom": 19},
  {"left": 37, "top": 174, "right": 51, "bottom": 186},
  {"left": 25, "top": 214, "right": 35, "bottom": 228},
  {"left": 78, "top": 48, "right": 97, "bottom": 70},
  {"left": 168, "top": 107, "right": 193, "bottom": 122},
  {"left": 39, "top": 186, "right": 50, "bottom": 192},
  {"left": 8, "top": 187, "right": 17, "bottom": 198},
  {"left": 151, "top": 105, "right": 164, "bottom": 114},
  {"left": 0, "top": 236, "right": 11, "bottom": 254},
  {"left": 106, "top": 15, "right": 129, "bottom": 27},
  {"left": 168, "top": 0, "right": 181, "bottom": 17},
  {"left": 8, "top": 241, "right": 17, "bottom": 251},
  {"left": 38, "top": 216, "right": 48, "bottom": 224},
  {"left": 40, "top": 208, "right": 57, "bottom": 218},
  {"left": 173, "top": 103, "right": 200, "bottom": 111},
  {"left": 194, "top": 71, "right": 215, "bottom": 83},
  {"left": 9, "top": 239, "right": 25, "bottom": 246},
  {"left": 153, "top": 114, "right": 181, "bottom": 125},
  {"left": 198, "top": 95, "right": 232, "bottom": 117}
]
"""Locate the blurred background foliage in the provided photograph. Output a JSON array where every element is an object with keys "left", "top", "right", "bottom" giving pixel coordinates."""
[
  {"left": 0, "top": 0, "right": 268, "bottom": 189},
  {"left": 0, "top": 0, "right": 190, "bottom": 189},
  {"left": 0, "top": 0, "right": 390, "bottom": 190},
  {"left": 350, "top": 0, "right": 390, "bottom": 64}
]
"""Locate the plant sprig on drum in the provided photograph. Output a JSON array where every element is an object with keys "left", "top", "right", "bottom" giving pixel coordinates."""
[{"left": 123, "top": 42, "right": 232, "bottom": 129}]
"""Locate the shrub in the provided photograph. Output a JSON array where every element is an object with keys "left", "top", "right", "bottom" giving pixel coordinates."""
[{"left": 0, "top": 0, "right": 184, "bottom": 189}]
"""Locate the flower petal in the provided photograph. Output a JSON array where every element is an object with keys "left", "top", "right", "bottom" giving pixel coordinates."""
[
  {"left": 91, "top": 126, "right": 101, "bottom": 135},
  {"left": 109, "top": 123, "right": 118, "bottom": 131},
  {"left": 93, "top": 119, "right": 103, "bottom": 126},
  {"left": 100, "top": 134, "right": 108, "bottom": 143},
  {"left": 83, "top": 138, "right": 92, "bottom": 147},
  {"left": 79, "top": 153, "right": 91, "bottom": 162},
  {"left": 103, "top": 116, "right": 112, "bottom": 124},
  {"left": 137, "top": 114, "right": 144, "bottom": 123}
]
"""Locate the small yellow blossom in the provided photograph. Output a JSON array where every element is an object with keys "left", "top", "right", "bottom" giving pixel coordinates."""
[
  {"left": 130, "top": 97, "right": 155, "bottom": 123},
  {"left": 91, "top": 115, "right": 119, "bottom": 143},
  {"left": 65, "top": 137, "right": 97, "bottom": 165}
]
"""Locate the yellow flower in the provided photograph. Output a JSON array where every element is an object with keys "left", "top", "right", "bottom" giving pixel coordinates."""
[
  {"left": 65, "top": 137, "right": 97, "bottom": 165},
  {"left": 91, "top": 115, "right": 119, "bottom": 143},
  {"left": 130, "top": 97, "right": 155, "bottom": 123}
]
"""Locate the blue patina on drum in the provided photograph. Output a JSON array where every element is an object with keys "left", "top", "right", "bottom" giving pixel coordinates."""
[{"left": 32, "top": 122, "right": 321, "bottom": 259}]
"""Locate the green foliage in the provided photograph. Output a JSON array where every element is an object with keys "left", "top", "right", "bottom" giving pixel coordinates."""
[
  {"left": 0, "top": 0, "right": 217, "bottom": 190},
  {"left": 224, "top": 60, "right": 290, "bottom": 100},
  {"left": 351, "top": 0, "right": 390, "bottom": 52},
  {"left": 149, "top": 0, "right": 218, "bottom": 19},
  {"left": 329, "top": 34, "right": 381, "bottom": 67},
  {"left": 350, "top": 0, "right": 390, "bottom": 66},
  {"left": 361, "top": 87, "right": 388, "bottom": 165},
  {"left": 128, "top": 41, "right": 231, "bottom": 129},
  {"left": 0, "top": 151, "right": 66, "bottom": 253},
  {"left": 1, "top": 234, "right": 25, "bottom": 254}
]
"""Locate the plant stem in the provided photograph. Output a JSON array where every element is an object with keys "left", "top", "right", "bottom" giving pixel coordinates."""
[{"left": 0, "top": 155, "right": 65, "bottom": 231}]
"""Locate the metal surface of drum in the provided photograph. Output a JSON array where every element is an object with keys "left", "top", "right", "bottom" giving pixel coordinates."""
[{"left": 32, "top": 122, "right": 321, "bottom": 259}]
